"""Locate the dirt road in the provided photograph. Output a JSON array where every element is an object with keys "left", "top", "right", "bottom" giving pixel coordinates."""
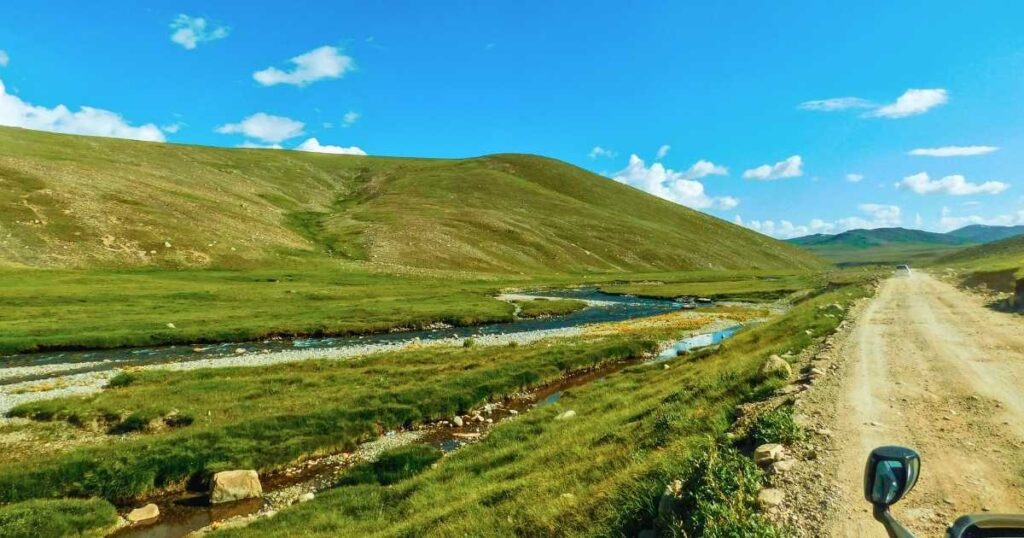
[{"left": 793, "top": 272, "right": 1024, "bottom": 536}]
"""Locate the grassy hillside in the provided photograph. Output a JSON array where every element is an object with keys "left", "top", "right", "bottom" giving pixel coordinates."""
[
  {"left": 936, "top": 234, "right": 1024, "bottom": 283},
  {"left": 0, "top": 126, "right": 820, "bottom": 273},
  {"left": 787, "top": 227, "right": 970, "bottom": 266}
]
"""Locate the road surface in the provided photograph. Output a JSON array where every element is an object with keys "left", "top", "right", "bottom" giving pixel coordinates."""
[{"left": 813, "top": 272, "right": 1024, "bottom": 536}]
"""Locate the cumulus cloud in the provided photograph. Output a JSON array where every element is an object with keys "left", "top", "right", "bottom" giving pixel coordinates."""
[
  {"left": 737, "top": 203, "right": 901, "bottom": 239},
  {"left": 897, "top": 172, "right": 1009, "bottom": 196},
  {"left": 215, "top": 113, "right": 304, "bottom": 144},
  {"left": 681, "top": 159, "right": 728, "bottom": 180},
  {"left": 868, "top": 89, "right": 948, "bottom": 118},
  {"left": 0, "top": 79, "right": 164, "bottom": 142},
  {"left": 614, "top": 154, "right": 737, "bottom": 210},
  {"left": 908, "top": 145, "right": 998, "bottom": 157},
  {"left": 743, "top": 155, "right": 803, "bottom": 180},
  {"left": 938, "top": 206, "right": 1024, "bottom": 231},
  {"left": 254, "top": 46, "right": 354, "bottom": 87},
  {"left": 170, "top": 14, "right": 229, "bottom": 50},
  {"left": 342, "top": 111, "right": 359, "bottom": 127},
  {"left": 656, "top": 144, "right": 671, "bottom": 159},
  {"left": 295, "top": 137, "right": 366, "bottom": 155},
  {"left": 846, "top": 173, "right": 864, "bottom": 183},
  {"left": 798, "top": 97, "right": 874, "bottom": 111},
  {"left": 0, "top": 50, "right": 8, "bottom": 67},
  {"left": 588, "top": 146, "right": 616, "bottom": 159}
]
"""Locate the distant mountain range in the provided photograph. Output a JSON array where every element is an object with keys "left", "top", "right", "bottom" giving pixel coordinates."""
[{"left": 787, "top": 225, "right": 1024, "bottom": 266}]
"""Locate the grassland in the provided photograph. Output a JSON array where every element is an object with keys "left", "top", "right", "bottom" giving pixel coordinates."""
[
  {"left": 209, "top": 280, "right": 869, "bottom": 537},
  {"left": 0, "top": 126, "right": 821, "bottom": 273},
  {"left": 514, "top": 298, "right": 588, "bottom": 318}
]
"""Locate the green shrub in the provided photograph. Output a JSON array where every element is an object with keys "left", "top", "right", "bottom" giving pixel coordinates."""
[
  {"left": 463, "top": 338, "right": 476, "bottom": 348},
  {"left": 749, "top": 406, "right": 803, "bottom": 446},
  {"left": 106, "top": 372, "right": 136, "bottom": 388},
  {"left": 339, "top": 444, "right": 443, "bottom": 486},
  {"left": 667, "top": 444, "right": 782, "bottom": 537},
  {"left": 0, "top": 498, "right": 118, "bottom": 538}
]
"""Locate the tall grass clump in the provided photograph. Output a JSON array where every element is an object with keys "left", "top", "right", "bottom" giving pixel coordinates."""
[
  {"left": 0, "top": 498, "right": 118, "bottom": 538},
  {"left": 749, "top": 406, "right": 804, "bottom": 446}
]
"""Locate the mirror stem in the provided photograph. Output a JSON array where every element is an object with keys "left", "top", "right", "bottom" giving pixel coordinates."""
[{"left": 873, "top": 505, "right": 916, "bottom": 538}]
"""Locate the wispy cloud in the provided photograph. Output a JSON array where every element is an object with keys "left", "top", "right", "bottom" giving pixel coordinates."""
[
  {"left": 614, "top": 154, "right": 736, "bottom": 210},
  {"left": 170, "top": 14, "right": 229, "bottom": 50},
  {"left": 897, "top": 172, "right": 1009, "bottom": 196},
  {"left": 908, "top": 145, "right": 998, "bottom": 157},
  {"left": 295, "top": 137, "right": 366, "bottom": 155},
  {"left": 588, "top": 146, "right": 616, "bottom": 159},
  {"left": 867, "top": 89, "right": 948, "bottom": 118},
  {"left": 254, "top": 46, "right": 354, "bottom": 87},
  {"left": 656, "top": 144, "right": 671, "bottom": 159},
  {"left": 798, "top": 97, "right": 874, "bottom": 111},
  {"left": 0, "top": 79, "right": 164, "bottom": 141},
  {"left": 846, "top": 173, "right": 864, "bottom": 183},
  {"left": 0, "top": 50, "right": 8, "bottom": 67},
  {"left": 342, "top": 111, "right": 359, "bottom": 127},
  {"left": 743, "top": 155, "right": 803, "bottom": 181},
  {"left": 800, "top": 88, "right": 948, "bottom": 119},
  {"left": 215, "top": 113, "right": 304, "bottom": 144}
]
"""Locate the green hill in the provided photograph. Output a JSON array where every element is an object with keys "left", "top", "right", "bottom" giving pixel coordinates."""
[
  {"left": 0, "top": 126, "right": 820, "bottom": 273},
  {"left": 945, "top": 224, "right": 1024, "bottom": 244},
  {"left": 785, "top": 227, "right": 970, "bottom": 265},
  {"left": 937, "top": 234, "right": 1024, "bottom": 272}
]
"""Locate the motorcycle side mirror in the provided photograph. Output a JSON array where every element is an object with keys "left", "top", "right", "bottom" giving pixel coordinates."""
[{"left": 864, "top": 446, "right": 920, "bottom": 507}]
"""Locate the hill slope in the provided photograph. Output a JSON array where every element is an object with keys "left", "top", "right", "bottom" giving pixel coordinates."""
[
  {"left": 937, "top": 234, "right": 1024, "bottom": 271},
  {"left": 945, "top": 224, "right": 1024, "bottom": 243},
  {"left": 0, "top": 126, "right": 821, "bottom": 273}
]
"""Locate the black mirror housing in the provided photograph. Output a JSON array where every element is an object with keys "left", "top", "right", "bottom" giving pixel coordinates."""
[{"left": 864, "top": 446, "right": 920, "bottom": 506}]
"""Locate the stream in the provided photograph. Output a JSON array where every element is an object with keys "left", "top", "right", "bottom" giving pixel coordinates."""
[
  {"left": 110, "top": 322, "right": 744, "bottom": 537},
  {"left": 1, "top": 288, "right": 691, "bottom": 386},
  {"left": 0, "top": 288, "right": 744, "bottom": 536}
]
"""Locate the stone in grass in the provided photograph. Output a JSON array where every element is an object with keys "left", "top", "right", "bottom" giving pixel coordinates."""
[
  {"left": 555, "top": 410, "right": 576, "bottom": 421},
  {"left": 126, "top": 503, "right": 160, "bottom": 523},
  {"left": 211, "top": 470, "right": 263, "bottom": 504},
  {"left": 753, "top": 443, "right": 786, "bottom": 466},
  {"left": 452, "top": 416, "right": 464, "bottom": 427},
  {"left": 761, "top": 354, "right": 792, "bottom": 380},
  {"left": 758, "top": 488, "right": 785, "bottom": 508}
]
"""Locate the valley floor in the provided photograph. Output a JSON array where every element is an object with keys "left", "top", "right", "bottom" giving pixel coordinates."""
[{"left": 780, "top": 273, "right": 1024, "bottom": 536}]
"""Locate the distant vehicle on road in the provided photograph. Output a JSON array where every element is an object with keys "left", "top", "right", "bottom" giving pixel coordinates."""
[{"left": 895, "top": 264, "right": 912, "bottom": 275}]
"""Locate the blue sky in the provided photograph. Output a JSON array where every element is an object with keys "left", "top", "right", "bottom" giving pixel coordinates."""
[{"left": 1, "top": 1, "right": 1023, "bottom": 237}]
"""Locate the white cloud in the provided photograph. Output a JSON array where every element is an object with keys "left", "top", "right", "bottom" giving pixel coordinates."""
[
  {"left": 798, "top": 97, "right": 874, "bottom": 111},
  {"left": 161, "top": 122, "right": 183, "bottom": 134},
  {"left": 342, "top": 111, "right": 359, "bottom": 127},
  {"left": 743, "top": 155, "right": 803, "bottom": 180},
  {"left": 868, "top": 89, "right": 948, "bottom": 119},
  {"left": 738, "top": 203, "right": 901, "bottom": 239},
  {"left": 846, "top": 173, "right": 864, "bottom": 183},
  {"left": 295, "top": 137, "right": 366, "bottom": 156},
  {"left": 897, "top": 172, "right": 1009, "bottom": 196},
  {"left": 614, "top": 154, "right": 737, "bottom": 210},
  {"left": 0, "top": 50, "right": 8, "bottom": 67},
  {"left": 588, "top": 146, "right": 616, "bottom": 159},
  {"left": 681, "top": 159, "right": 728, "bottom": 180},
  {"left": 0, "top": 79, "right": 164, "bottom": 142},
  {"left": 170, "top": 14, "right": 229, "bottom": 50},
  {"left": 253, "top": 46, "right": 354, "bottom": 87},
  {"left": 238, "top": 141, "right": 282, "bottom": 149},
  {"left": 216, "top": 113, "right": 304, "bottom": 144},
  {"left": 908, "top": 145, "right": 998, "bottom": 157},
  {"left": 938, "top": 206, "right": 1024, "bottom": 231},
  {"left": 656, "top": 144, "right": 671, "bottom": 159}
]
